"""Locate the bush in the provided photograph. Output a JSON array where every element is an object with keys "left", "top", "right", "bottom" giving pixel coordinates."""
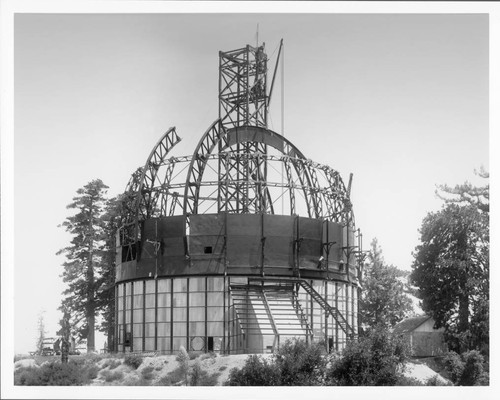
[
  {"left": 443, "top": 351, "right": 464, "bottom": 384},
  {"left": 176, "top": 346, "right": 190, "bottom": 383},
  {"left": 327, "top": 326, "right": 411, "bottom": 386},
  {"left": 459, "top": 350, "right": 487, "bottom": 386},
  {"left": 141, "top": 365, "right": 155, "bottom": 380},
  {"left": 100, "top": 369, "right": 124, "bottom": 383},
  {"left": 122, "top": 376, "right": 151, "bottom": 386},
  {"left": 443, "top": 350, "right": 488, "bottom": 386},
  {"left": 189, "top": 361, "right": 220, "bottom": 386},
  {"left": 395, "top": 375, "right": 424, "bottom": 386},
  {"left": 425, "top": 375, "right": 452, "bottom": 386},
  {"left": 225, "top": 355, "right": 280, "bottom": 386},
  {"left": 124, "top": 354, "right": 143, "bottom": 369},
  {"left": 15, "top": 361, "right": 92, "bottom": 386},
  {"left": 273, "top": 339, "right": 327, "bottom": 386},
  {"left": 101, "top": 358, "right": 122, "bottom": 370},
  {"left": 156, "top": 375, "right": 172, "bottom": 386},
  {"left": 163, "top": 366, "right": 186, "bottom": 385}
]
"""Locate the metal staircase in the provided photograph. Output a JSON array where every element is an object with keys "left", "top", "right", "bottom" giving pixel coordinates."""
[
  {"left": 242, "top": 277, "right": 357, "bottom": 341},
  {"left": 296, "top": 280, "right": 357, "bottom": 340},
  {"left": 229, "top": 283, "right": 311, "bottom": 351}
]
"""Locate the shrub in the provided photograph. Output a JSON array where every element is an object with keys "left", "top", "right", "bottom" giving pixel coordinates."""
[
  {"left": 273, "top": 339, "right": 327, "bottom": 386},
  {"left": 395, "top": 375, "right": 424, "bottom": 386},
  {"left": 85, "top": 364, "right": 99, "bottom": 381},
  {"left": 156, "top": 374, "right": 172, "bottom": 386},
  {"left": 327, "top": 326, "right": 411, "bottom": 386},
  {"left": 443, "top": 351, "right": 464, "bottom": 384},
  {"left": 14, "top": 362, "right": 91, "bottom": 386},
  {"left": 101, "top": 358, "right": 122, "bottom": 370},
  {"left": 165, "top": 366, "right": 186, "bottom": 385},
  {"left": 425, "top": 375, "right": 451, "bottom": 386},
  {"left": 218, "top": 366, "right": 227, "bottom": 372},
  {"left": 189, "top": 361, "right": 220, "bottom": 386},
  {"left": 459, "top": 350, "right": 487, "bottom": 386},
  {"left": 124, "top": 354, "right": 143, "bottom": 369},
  {"left": 141, "top": 365, "right": 155, "bottom": 380},
  {"left": 122, "top": 376, "right": 151, "bottom": 386},
  {"left": 225, "top": 355, "right": 280, "bottom": 386},
  {"left": 100, "top": 369, "right": 124, "bottom": 383},
  {"left": 176, "top": 346, "right": 190, "bottom": 383},
  {"left": 443, "top": 350, "right": 488, "bottom": 386}
]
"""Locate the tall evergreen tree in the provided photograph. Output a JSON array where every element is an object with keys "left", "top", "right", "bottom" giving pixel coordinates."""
[
  {"left": 359, "top": 239, "right": 413, "bottom": 331},
  {"left": 35, "top": 311, "right": 47, "bottom": 355},
  {"left": 57, "top": 179, "right": 109, "bottom": 352},
  {"left": 411, "top": 173, "right": 489, "bottom": 353}
]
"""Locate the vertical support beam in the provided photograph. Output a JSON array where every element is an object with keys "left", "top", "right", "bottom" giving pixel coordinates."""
[
  {"left": 142, "top": 281, "right": 146, "bottom": 352},
  {"left": 325, "top": 281, "right": 329, "bottom": 353},
  {"left": 335, "top": 282, "right": 339, "bottom": 351},
  {"left": 186, "top": 278, "right": 190, "bottom": 351},
  {"left": 261, "top": 212, "right": 265, "bottom": 277},
  {"left": 170, "top": 279, "right": 174, "bottom": 353},
  {"left": 205, "top": 277, "right": 208, "bottom": 353},
  {"left": 154, "top": 279, "right": 158, "bottom": 351},
  {"left": 223, "top": 276, "right": 227, "bottom": 354},
  {"left": 130, "top": 282, "right": 134, "bottom": 352}
]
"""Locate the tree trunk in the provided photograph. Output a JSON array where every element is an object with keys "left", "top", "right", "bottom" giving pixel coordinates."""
[
  {"left": 87, "top": 207, "right": 96, "bottom": 353},
  {"left": 87, "top": 313, "right": 95, "bottom": 352},
  {"left": 458, "top": 277, "right": 470, "bottom": 352}
]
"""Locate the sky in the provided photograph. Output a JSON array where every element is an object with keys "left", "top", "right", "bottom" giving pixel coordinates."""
[{"left": 1, "top": 1, "right": 495, "bottom": 391}]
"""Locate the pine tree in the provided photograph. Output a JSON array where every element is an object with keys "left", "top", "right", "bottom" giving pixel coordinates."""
[
  {"left": 36, "top": 311, "right": 47, "bottom": 355},
  {"left": 411, "top": 173, "right": 489, "bottom": 353},
  {"left": 57, "top": 179, "right": 109, "bottom": 352},
  {"left": 359, "top": 239, "right": 413, "bottom": 331}
]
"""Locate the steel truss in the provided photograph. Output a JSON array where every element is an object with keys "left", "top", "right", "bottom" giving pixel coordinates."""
[{"left": 119, "top": 42, "right": 356, "bottom": 259}]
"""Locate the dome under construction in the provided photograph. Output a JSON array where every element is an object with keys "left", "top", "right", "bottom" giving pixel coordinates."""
[{"left": 115, "top": 41, "right": 364, "bottom": 354}]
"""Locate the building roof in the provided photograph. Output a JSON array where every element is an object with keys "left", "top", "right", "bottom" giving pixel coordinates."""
[{"left": 393, "top": 315, "right": 432, "bottom": 334}]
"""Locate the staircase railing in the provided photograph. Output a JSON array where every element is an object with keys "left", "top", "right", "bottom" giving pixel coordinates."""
[
  {"left": 261, "top": 291, "right": 280, "bottom": 351},
  {"left": 242, "top": 277, "right": 357, "bottom": 341},
  {"left": 297, "top": 280, "right": 356, "bottom": 340},
  {"left": 291, "top": 291, "right": 314, "bottom": 342}
]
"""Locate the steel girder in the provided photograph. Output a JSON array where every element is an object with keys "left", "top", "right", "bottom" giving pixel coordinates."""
[
  {"left": 183, "top": 119, "right": 225, "bottom": 216},
  {"left": 124, "top": 131, "right": 353, "bottom": 227},
  {"left": 219, "top": 45, "right": 268, "bottom": 130}
]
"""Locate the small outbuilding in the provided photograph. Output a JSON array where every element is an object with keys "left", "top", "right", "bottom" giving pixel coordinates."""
[{"left": 393, "top": 315, "right": 447, "bottom": 357}]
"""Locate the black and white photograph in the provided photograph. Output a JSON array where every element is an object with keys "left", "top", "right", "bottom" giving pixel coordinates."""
[{"left": 1, "top": 1, "right": 496, "bottom": 399}]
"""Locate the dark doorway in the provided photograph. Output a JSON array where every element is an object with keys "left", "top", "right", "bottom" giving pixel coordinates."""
[{"left": 207, "top": 336, "right": 214, "bottom": 351}]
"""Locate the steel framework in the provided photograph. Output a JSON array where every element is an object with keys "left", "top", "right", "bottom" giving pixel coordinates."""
[{"left": 116, "top": 41, "right": 363, "bottom": 354}]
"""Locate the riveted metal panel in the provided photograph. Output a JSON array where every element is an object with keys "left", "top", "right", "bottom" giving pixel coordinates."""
[
  {"left": 189, "top": 235, "right": 225, "bottom": 257},
  {"left": 298, "top": 217, "right": 322, "bottom": 269},
  {"left": 190, "top": 214, "right": 225, "bottom": 236},
  {"left": 326, "top": 221, "right": 344, "bottom": 270},
  {"left": 263, "top": 214, "right": 294, "bottom": 268},
  {"left": 189, "top": 214, "right": 225, "bottom": 258},
  {"left": 226, "top": 235, "right": 261, "bottom": 268},
  {"left": 226, "top": 213, "right": 260, "bottom": 236}
]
